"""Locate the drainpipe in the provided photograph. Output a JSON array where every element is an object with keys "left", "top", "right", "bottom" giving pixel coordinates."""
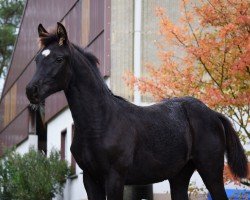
[{"left": 133, "top": 0, "right": 142, "bottom": 105}]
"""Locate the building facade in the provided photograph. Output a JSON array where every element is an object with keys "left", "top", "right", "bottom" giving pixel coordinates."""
[{"left": 0, "top": 0, "right": 248, "bottom": 200}]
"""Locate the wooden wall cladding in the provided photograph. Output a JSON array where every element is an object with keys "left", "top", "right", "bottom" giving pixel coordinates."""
[
  {"left": 0, "top": 0, "right": 111, "bottom": 131},
  {"left": 89, "top": 0, "right": 104, "bottom": 42},
  {"left": 0, "top": 109, "right": 29, "bottom": 155},
  {"left": 44, "top": 92, "right": 68, "bottom": 123},
  {"left": 3, "top": 0, "right": 79, "bottom": 96},
  {"left": 64, "top": 1, "right": 82, "bottom": 44},
  {"left": 0, "top": 62, "right": 35, "bottom": 132},
  {"left": 0, "top": 0, "right": 78, "bottom": 131},
  {"left": 0, "top": 0, "right": 78, "bottom": 151}
]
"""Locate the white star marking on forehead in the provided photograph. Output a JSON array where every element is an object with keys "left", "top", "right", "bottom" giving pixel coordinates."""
[{"left": 42, "top": 49, "right": 51, "bottom": 57}]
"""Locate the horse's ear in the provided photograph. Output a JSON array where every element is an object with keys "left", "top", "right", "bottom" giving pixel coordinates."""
[
  {"left": 57, "top": 22, "right": 68, "bottom": 46},
  {"left": 38, "top": 24, "right": 48, "bottom": 37}
]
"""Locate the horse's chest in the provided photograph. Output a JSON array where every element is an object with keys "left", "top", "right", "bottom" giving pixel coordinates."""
[{"left": 71, "top": 138, "right": 109, "bottom": 174}]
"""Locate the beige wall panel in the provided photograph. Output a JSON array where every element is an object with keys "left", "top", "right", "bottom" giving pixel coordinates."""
[
  {"left": 10, "top": 83, "right": 17, "bottom": 120},
  {"left": 110, "top": 0, "right": 134, "bottom": 101},
  {"left": 141, "top": 0, "right": 181, "bottom": 102},
  {"left": 4, "top": 93, "right": 10, "bottom": 126}
]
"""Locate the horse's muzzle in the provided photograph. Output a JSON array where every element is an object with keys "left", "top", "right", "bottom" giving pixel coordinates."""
[{"left": 26, "top": 84, "right": 40, "bottom": 104}]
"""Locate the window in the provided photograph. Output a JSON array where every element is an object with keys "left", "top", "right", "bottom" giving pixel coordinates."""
[{"left": 61, "top": 129, "right": 67, "bottom": 160}]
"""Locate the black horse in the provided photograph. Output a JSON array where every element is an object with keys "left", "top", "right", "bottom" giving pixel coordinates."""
[{"left": 26, "top": 23, "right": 248, "bottom": 200}]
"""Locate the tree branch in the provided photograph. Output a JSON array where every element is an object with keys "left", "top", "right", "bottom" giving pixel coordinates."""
[
  {"left": 220, "top": 39, "right": 227, "bottom": 87},
  {"left": 182, "top": 0, "right": 200, "bottom": 47},
  {"left": 171, "top": 31, "right": 188, "bottom": 48}
]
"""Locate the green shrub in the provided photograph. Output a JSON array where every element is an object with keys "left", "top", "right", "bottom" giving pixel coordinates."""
[{"left": 0, "top": 148, "right": 70, "bottom": 200}]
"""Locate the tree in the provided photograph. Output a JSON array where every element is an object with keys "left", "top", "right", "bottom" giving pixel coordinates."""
[
  {"left": 126, "top": 0, "right": 250, "bottom": 143},
  {"left": 0, "top": 149, "right": 71, "bottom": 200},
  {"left": 0, "top": 0, "right": 24, "bottom": 78}
]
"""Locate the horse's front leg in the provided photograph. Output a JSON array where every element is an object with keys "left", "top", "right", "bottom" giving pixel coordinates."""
[
  {"left": 105, "top": 169, "right": 125, "bottom": 200},
  {"left": 83, "top": 172, "right": 106, "bottom": 200}
]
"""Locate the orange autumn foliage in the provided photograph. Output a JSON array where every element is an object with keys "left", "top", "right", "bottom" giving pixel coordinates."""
[{"left": 125, "top": 0, "right": 250, "bottom": 139}]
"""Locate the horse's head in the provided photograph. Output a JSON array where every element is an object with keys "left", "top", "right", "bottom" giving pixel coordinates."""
[{"left": 26, "top": 23, "right": 72, "bottom": 104}]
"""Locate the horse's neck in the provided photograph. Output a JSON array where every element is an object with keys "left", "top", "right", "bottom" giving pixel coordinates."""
[{"left": 64, "top": 63, "right": 112, "bottom": 136}]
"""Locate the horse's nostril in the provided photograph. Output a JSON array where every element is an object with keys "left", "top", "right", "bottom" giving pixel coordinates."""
[
  {"left": 26, "top": 85, "right": 39, "bottom": 99},
  {"left": 26, "top": 84, "right": 40, "bottom": 104},
  {"left": 33, "top": 86, "right": 38, "bottom": 96}
]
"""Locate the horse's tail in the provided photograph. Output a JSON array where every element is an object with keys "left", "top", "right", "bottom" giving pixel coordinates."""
[{"left": 217, "top": 113, "right": 248, "bottom": 178}]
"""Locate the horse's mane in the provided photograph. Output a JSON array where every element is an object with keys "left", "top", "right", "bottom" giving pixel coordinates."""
[
  {"left": 70, "top": 44, "right": 129, "bottom": 103},
  {"left": 71, "top": 44, "right": 99, "bottom": 68},
  {"left": 38, "top": 29, "right": 58, "bottom": 47},
  {"left": 38, "top": 31, "right": 129, "bottom": 103}
]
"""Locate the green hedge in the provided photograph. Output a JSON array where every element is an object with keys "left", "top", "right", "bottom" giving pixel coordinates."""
[{"left": 0, "top": 148, "right": 70, "bottom": 200}]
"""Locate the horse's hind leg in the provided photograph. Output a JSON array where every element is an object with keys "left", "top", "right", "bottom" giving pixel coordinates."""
[
  {"left": 169, "top": 161, "right": 195, "bottom": 200},
  {"left": 194, "top": 153, "right": 228, "bottom": 200}
]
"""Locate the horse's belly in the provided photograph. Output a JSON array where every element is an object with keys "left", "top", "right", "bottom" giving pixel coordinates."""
[{"left": 125, "top": 150, "right": 187, "bottom": 185}]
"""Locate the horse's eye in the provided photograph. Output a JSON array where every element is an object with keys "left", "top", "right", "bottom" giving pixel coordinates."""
[{"left": 56, "top": 57, "right": 63, "bottom": 63}]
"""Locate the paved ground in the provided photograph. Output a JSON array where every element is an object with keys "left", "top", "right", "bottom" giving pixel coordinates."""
[{"left": 154, "top": 193, "right": 207, "bottom": 200}]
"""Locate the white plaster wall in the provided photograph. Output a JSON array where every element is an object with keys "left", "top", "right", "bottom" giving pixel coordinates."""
[
  {"left": 47, "top": 108, "right": 87, "bottom": 200},
  {"left": 16, "top": 134, "right": 38, "bottom": 155}
]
